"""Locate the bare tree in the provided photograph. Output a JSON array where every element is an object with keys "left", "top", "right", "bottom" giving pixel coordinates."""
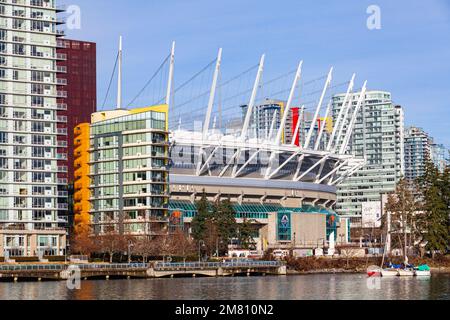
[
  {"left": 99, "top": 233, "right": 125, "bottom": 263},
  {"left": 385, "top": 179, "right": 422, "bottom": 262},
  {"left": 170, "top": 230, "right": 196, "bottom": 263},
  {"left": 71, "top": 225, "right": 97, "bottom": 258},
  {"left": 134, "top": 236, "right": 160, "bottom": 262}
]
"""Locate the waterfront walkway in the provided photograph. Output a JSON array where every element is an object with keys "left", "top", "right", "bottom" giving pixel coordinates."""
[{"left": 0, "top": 261, "right": 286, "bottom": 281}]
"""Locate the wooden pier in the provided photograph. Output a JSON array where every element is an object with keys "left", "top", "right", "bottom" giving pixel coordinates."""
[{"left": 0, "top": 261, "right": 286, "bottom": 281}]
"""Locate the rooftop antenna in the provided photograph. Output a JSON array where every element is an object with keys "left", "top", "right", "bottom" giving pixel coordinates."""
[{"left": 116, "top": 36, "right": 123, "bottom": 110}]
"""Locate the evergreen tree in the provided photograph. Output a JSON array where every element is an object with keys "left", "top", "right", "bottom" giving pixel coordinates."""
[
  {"left": 238, "top": 218, "right": 257, "bottom": 250},
  {"left": 418, "top": 161, "right": 449, "bottom": 258},
  {"left": 191, "top": 191, "right": 212, "bottom": 242},
  {"left": 214, "top": 198, "right": 237, "bottom": 255}
]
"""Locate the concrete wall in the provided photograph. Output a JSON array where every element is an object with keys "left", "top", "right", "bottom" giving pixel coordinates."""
[
  {"left": 264, "top": 212, "right": 327, "bottom": 249},
  {"left": 292, "top": 214, "right": 327, "bottom": 248}
]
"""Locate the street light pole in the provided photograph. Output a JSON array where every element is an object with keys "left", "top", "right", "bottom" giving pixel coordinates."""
[
  {"left": 198, "top": 240, "right": 205, "bottom": 263},
  {"left": 128, "top": 240, "right": 134, "bottom": 264},
  {"left": 216, "top": 238, "right": 219, "bottom": 259}
]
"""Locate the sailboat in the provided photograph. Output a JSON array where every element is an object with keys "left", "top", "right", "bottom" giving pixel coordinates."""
[{"left": 414, "top": 265, "right": 431, "bottom": 277}]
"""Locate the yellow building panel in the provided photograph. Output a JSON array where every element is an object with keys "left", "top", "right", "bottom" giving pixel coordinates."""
[{"left": 73, "top": 123, "right": 91, "bottom": 235}]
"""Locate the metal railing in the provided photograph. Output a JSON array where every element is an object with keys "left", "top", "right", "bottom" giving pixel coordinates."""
[
  {"left": 154, "top": 261, "right": 283, "bottom": 270},
  {"left": 0, "top": 264, "right": 65, "bottom": 272},
  {"left": 0, "top": 263, "right": 148, "bottom": 272},
  {"left": 75, "top": 263, "right": 148, "bottom": 270},
  {"left": 0, "top": 261, "right": 282, "bottom": 272}
]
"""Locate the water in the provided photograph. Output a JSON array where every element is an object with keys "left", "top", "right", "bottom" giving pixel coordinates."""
[{"left": 0, "top": 274, "right": 449, "bottom": 300}]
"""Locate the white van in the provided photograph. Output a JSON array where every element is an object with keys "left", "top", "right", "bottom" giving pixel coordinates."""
[{"left": 272, "top": 250, "right": 290, "bottom": 260}]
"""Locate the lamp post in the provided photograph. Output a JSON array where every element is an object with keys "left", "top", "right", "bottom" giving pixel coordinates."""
[
  {"left": 216, "top": 238, "right": 219, "bottom": 259},
  {"left": 198, "top": 240, "right": 205, "bottom": 263},
  {"left": 339, "top": 233, "right": 345, "bottom": 245},
  {"left": 127, "top": 240, "right": 134, "bottom": 264}
]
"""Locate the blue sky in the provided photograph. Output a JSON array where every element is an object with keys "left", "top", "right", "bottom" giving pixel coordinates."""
[{"left": 64, "top": 0, "right": 450, "bottom": 147}]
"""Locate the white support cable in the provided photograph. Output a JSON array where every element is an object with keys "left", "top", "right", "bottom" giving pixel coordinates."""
[
  {"left": 266, "top": 150, "right": 299, "bottom": 180},
  {"left": 327, "top": 74, "right": 355, "bottom": 151},
  {"left": 304, "top": 67, "right": 333, "bottom": 149},
  {"left": 165, "top": 41, "right": 176, "bottom": 108},
  {"left": 314, "top": 101, "right": 332, "bottom": 151},
  {"left": 203, "top": 48, "right": 222, "bottom": 140},
  {"left": 291, "top": 106, "right": 305, "bottom": 146},
  {"left": 318, "top": 159, "right": 349, "bottom": 184},
  {"left": 241, "top": 55, "right": 265, "bottom": 141},
  {"left": 234, "top": 150, "right": 260, "bottom": 178},
  {"left": 197, "top": 146, "right": 220, "bottom": 176},
  {"left": 315, "top": 158, "right": 328, "bottom": 182},
  {"left": 331, "top": 161, "right": 365, "bottom": 186},
  {"left": 219, "top": 149, "right": 240, "bottom": 177},
  {"left": 295, "top": 155, "right": 330, "bottom": 182},
  {"left": 195, "top": 148, "right": 206, "bottom": 176},
  {"left": 116, "top": 36, "right": 123, "bottom": 110},
  {"left": 340, "top": 81, "right": 367, "bottom": 155},
  {"left": 293, "top": 154, "right": 307, "bottom": 181},
  {"left": 275, "top": 61, "right": 303, "bottom": 145}
]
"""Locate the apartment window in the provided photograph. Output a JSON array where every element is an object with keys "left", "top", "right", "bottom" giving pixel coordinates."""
[
  {"left": 0, "top": 132, "right": 7, "bottom": 143},
  {"left": 0, "top": 56, "right": 6, "bottom": 66},
  {"left": 0, "top": 158, "right": 7, "bottom": 169},
  {"left": 31, "top": 71, "right": 44, "bottom": 82},
  {"left": 31, "top": 96, "right": 44, "bottom": 107},
  {"left": 0, "top": 69, "right": 5, "bottom": 79},
  {"left": 13, "top": 44, "right": 25, "bottom": 55}
]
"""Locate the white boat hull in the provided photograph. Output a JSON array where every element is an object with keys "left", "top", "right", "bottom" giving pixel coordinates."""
[
  {"left": 415, "top": 270, "right": 431, "bottom": 277},
  {"left": 381, "top": 269, "right": 398, "bottom": 277},
  {"left": 398, "top": 269, "right": 415, "bottom": 277}
]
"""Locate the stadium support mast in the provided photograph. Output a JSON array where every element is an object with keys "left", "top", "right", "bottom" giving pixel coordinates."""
[
  {"left": 241, "top": 55, "right": 265, "bottom": 141},
  {"left": 166, "top": 41, "right": 176, "bottom": 108},
  {"left": 340, "top": 81, "right": 367, "bottom": 154},
  {"left": 304, "top": 67, "right": 333, "bottom": 149},
  {"left": 117, "top": 36, "right": 123, "bottom": 110},
  {"left": 275, "top": 61, "right": 303, "bottom": 145},
  {"left": 314, "top": 101, "right": 332, "bottom": 150},
  {"left": 327, "top": 73, "right": 355, "bottom": 152},
  {"left": 333, "top": 95, "right": 354, "bottom": 154},
  {"left": 203, "top": 48, "right": 223, "bottom": 140}
]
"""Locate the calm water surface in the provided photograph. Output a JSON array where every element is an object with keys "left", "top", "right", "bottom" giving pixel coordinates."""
[{"left": 0, "top": 274, "right": 449, "bottom": 300}]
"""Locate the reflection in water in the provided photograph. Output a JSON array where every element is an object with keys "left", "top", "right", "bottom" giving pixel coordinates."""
[{"left": 0, "top": 274, "right": 448, "bottom": 300}]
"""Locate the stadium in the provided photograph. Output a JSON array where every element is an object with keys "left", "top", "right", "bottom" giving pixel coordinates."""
[{"left": 84, "top": 41, "right": 367, "bottom": 251}]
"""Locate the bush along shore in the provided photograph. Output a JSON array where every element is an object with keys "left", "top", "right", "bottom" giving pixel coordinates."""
[{"left": 285, "top": 256, "right": 450, "bottom": 275}]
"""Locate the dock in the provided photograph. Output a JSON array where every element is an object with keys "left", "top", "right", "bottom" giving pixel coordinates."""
[{"left": 0, "top": 261, "right": 286, "bottom": 281}]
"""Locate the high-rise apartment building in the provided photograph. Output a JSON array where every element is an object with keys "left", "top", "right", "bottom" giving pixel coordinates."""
[
  {"left": 239, "top": 99, "right": 326, "bottom": 146},
  {"left": 56, "top": 38, "right": 96, "bottom": 183},
  {"left": 74, "top": 106, "right": 170, "bottom": 237},
  {"left": 332, "top": 91, "right": 405, "bottom": 225},
  {"left": 240, "top": 99, "right": 284, "bottom": 141},
  {"left": 0, "top": 0, "right": 67, "bottom": 257},
  {"left": 404, "top": 126, "right": 432, "bottom": 181},
  {"left": 430, "top": 143, "right": 449, "bottom": 173}
]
